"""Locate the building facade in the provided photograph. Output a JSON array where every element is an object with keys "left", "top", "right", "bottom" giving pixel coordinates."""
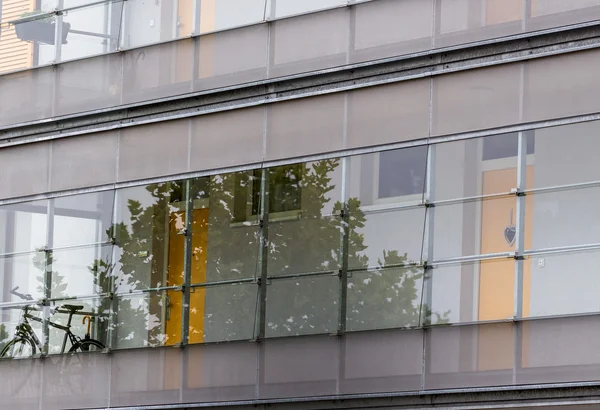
[{"left": 1, "top": 1, "right": 600, "bottom": 410}]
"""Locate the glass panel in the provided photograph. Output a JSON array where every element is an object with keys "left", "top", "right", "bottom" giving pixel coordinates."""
[
  {"left": 432, "top": 62, "right": 522, "bottom": 136},
  {"left": 56, "top": 0, "right": 122, "bottom": 63},
  {"left": 265, "top": 160, "right": 344, "bottom": 277},
  {"left": 348, "top": 146, "right": 427, "bottom": 206},
  {"left": 527, "top": 249, "right": 600, "bottom": 318},
  {"left": 117, "top": 120, "right": 191, "bottom": 182},
  {"left": 190, "top": 282, "right": 258, "bottom": 343},
  {"left": 348, "top": 207, "right": 426, "bottom": 272},
  {"left": 426, "top": 322, "right": 515, "bottom": 389},
  {"left": 56, "top": 52, "right": 122, "bottom": 116},
  {"left": 267, "top": 93, "right": 345, "bottom": 160},
  {"left": 265, "top": 275, "right": 338, "bottom": 337},
  {"left": 0, "top": 200, "right": 48, "bottom": 255},
  {"left": 200, "top": 0, "right": 266, "bottom": 33},
  {"left": 526, "top": 187, "right": 600, "bottom": 251},
  {"left": 194, "top": 24, "right": 269, "bottom": 91},
  {"left": 190, "top": 106, "right": 265, "bottom": 172},
  {"left": 435, "top": 0, "right": 523, "bottom": 48},
  {"left": 0, "top": 302, "right": 44, "bottom": 356},
  {"left": 531, "top": 122, "right": 600, "bottom": 190},
  {"left": 270, "top": 8, "right": 348, "bottom": 78},
  {"left": 0, "top": 68, "right": 54, "bottom": 126},
  {"left": 342, "top": 329, "right": 423, "bottom": 394},
  {"left": 268, "top": 216, "right": 342, "bottom": 277},
  {"left": 351, "top": 0, "right": 433, "bottom": 63},
  {"left": 346, "top": 265, "right": 425, "bottom": 331},
  {"left": 194, "top": 173, "right": 261, "bottom": 283},
  {"left": 0, "top": 143, "right": 50, "bottom": 200},
  {"left": 272, "top": 0, "right": 344, "bottom": 18},
  {"left": 528, "top": 0, "right": 600, "bottom": 30},
  {"left": 121, "top": 40, "right": 193, "bottom": 104},
  {"left": 429, "top": 259, "right": 516, "bottom": 324},
  {"left": 50, "top": 131, "right": 119, "bottom": 192},
  {"left": 46, "top": 296, "right": 108, "bottom": 354},
  {"left": 524, "top": 49, "right": 600, "bottom": 124},
  {"left": 52, "top": 191, "right": 115, "bottom": 248},
  {"left": 0, "top": 251, "right": 45, "bottom": 304},
  {"left": 434, "top": 134, "right": 530, "bottom": 201},
  {"left": 114, "top": 181, "right": 187, "bottom": 291},
  {"left": 346, "top": 81, "right": 431, "bottom": 149},
  {"left": 112, "top": 290, "right": 173, "bottom": 349},
  {"left": 123, "top": 0, "right": 227, "bottom": 48},
  {"left": 49, "top": 244, "right": 114, "bottom": 299},
  {"left": 433, "top": 197, "right": 518, "bottom": 260}
]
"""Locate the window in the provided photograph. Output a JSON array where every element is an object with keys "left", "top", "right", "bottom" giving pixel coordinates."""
[
  {"left": 377, "top": 147, "right": 428, "bottom": 199},
  {"left": 482, "top": 132, "right": 535, "bottom": 161},
  {"left": 234, "top": 164, "right": 304, "bottom": 222}
]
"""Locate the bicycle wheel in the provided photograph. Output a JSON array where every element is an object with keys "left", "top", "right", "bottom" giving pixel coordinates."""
[
  {"left": 68, "top": 338, "right": 105, "bottom": 353},
  {"left": 0, "top": 337, "right": 36, "bottom": 358}
]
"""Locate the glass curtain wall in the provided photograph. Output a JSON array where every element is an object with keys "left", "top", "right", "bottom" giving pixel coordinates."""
[{"left": 2, "top": 123, "right": 600, "bottom": 358}]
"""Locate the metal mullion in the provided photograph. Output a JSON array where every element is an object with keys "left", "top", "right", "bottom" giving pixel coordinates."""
[
  {"left": 523, "top": 242, "right": 600, "bottom": 257},
  {"left": 113, "top": 285, "right": 181, "bottom": 297},
  {"left": 420, "top": 143, "right": 436, "bottom": 391},
  {"left": 337, "top": 157, "right": 350, "bottom": 335},
  {"left": 42, "top": 199, "right": 55, "bottom": 355},
  {"left": 190, "top": 277, "right": 255, "bottom": 289},
  {"left": 181, "top": 179, "right": 194, "bottom": 347},
  {"left": 255, "top": 169, "right": 269, "bottom": 341},
  {"left": 269, "top": 270, "right": 337, "bottom": 281},
  {"left": 513, "top": 130, "right": 528, "bottom": 383},
  {"left": 179, "top": 179, "right": 194, "bottom": 401}
]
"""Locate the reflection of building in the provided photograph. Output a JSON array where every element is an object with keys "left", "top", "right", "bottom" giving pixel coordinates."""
[{"left": 2, "top": 1, "right": 600, "bottom": 410}]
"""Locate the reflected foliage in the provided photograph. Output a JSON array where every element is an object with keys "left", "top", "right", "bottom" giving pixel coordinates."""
[
  {"left": 34, "top": 158, "right": 449, "bottom": 348},
  {"left": 0, "top": 324, "right": 8, "bottom": 351}
]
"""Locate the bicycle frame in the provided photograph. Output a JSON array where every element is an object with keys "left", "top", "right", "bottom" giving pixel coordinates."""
[{"left": 15, "top": 306, "right": 82, "bottom": 354}]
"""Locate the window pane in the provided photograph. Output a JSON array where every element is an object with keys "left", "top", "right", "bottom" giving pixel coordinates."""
[
  {"left": 433, "top": 197, "right": 518, "bottom": 260},
  {"left": 378, "top": 148, "right": 428, "bottom": 199},
  {"left": 266, "top": 160, "right": 343, "bottom": 277},
  {"left": 112, "top": 290, "right": 173, "bottom": 349},
  {"left": 49, "top": 244, "right": 114, "bottom": 300},
  {"left": 348, "top": 207, "right": 426, "bottom": 271},
  {"left": 349, "top": 146, "right": 427, "bottom": 207},
  {"left": 434, "top": 135, "right": 521, "bottom": 201},
  {"left": 47, "top": 296, "right": 108, "bottom": 354},
  {"left": 527, "top": 187, "right": 600, "bottom": 251},
  {"left": 114, "top": 182, "right": 187, "bottom": 291},
  {"left": 266, "top": 275, "right": 338, "bottom": 337},
  {"left": 0, "top": 302, "right": 43, "bottom": 354},
  {"left": 0, "top": 251, "right": 45, "bottom": 304},
  {"left": 0, "top": 200, "right": 48, "bottom": 255},
  {"left": 52, "top": 192, "right": 115, "bottom": 248},
  {"left": 429, "top": 259, "right": 517, "bottom": 324},
  {"left": 198, "top": 172, "right": 261, "bottom": 283},
  {"left": 190, "top": 282, "right": 258, "bottom": 343},
  {"left": 347, "top": 265, "right": 424, "bottom": 331},
  {"left": 531, "top": 121, "right": 600, "bottom": 189},
  {"left": 527, "top": 249, "right": 600, "bottom": 318}
]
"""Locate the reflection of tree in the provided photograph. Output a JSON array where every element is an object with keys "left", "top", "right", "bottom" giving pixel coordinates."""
[
  {"left": 82, "top": 159, "right": 450, "bottom": 346},
  {"left": 0, "top": 324, "right": 8, "bottom": 351}
]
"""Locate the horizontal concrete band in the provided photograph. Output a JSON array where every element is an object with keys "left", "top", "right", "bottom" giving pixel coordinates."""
[
  {"left": 2, "top": 19, "right": 600, "bottom": 146},
  {"left": 94, "top": 381, "right": 600, "bottom": 410}
]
